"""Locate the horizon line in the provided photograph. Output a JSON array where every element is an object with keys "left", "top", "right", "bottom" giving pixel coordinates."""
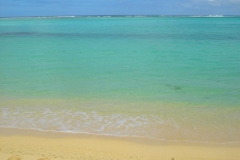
[{"left": 1, "top": 14, "right": 240, "bottom": 19}]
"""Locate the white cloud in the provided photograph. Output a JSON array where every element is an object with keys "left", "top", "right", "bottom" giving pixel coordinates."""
[{"left": 193, "top": 0, "right": 240, "bottom": 6}]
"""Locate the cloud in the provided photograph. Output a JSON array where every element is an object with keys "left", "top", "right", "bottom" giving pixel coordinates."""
[{"left": 193, "top": 0, "right": 240, "bottom": 6}]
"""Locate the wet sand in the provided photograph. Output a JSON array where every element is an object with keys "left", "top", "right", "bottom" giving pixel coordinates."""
[{"left": 0, "top": 128, "right": 240, "bottom": 160}]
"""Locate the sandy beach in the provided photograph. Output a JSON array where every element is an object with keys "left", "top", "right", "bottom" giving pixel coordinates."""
[{"left": 0, "top": 128, "right": 239, "bottom": 160}]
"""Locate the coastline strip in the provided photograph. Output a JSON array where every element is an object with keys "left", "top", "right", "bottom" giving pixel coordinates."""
[{"left": 0, "top": 128, "right": 240, "bottom": 160}]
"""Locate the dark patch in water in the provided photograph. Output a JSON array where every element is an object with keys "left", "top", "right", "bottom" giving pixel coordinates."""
[
  {"left": 203, "top": 96, "right": 210, "bottom": 99},
  {"left": 0, "top": 32, "right": 239, "bottom": 41},
  {"left": 165, "top": 84, "right": 182, "bottom": 91},
  {"left": 173, "top": 86, "right": 182, "bottom": 91}
]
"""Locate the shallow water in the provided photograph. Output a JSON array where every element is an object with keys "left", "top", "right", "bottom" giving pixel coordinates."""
[{"left": 0, "top": 17, "right": 240, "bottom": 142}]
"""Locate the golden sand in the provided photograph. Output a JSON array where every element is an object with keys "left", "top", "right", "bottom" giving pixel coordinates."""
[{"left": 0, "top": 128, "right": 240, "bottom": 160}]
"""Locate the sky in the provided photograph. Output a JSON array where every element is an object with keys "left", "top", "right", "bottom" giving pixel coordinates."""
[{"left": 0, "top": 0, "right": 240, "bottom": 17}]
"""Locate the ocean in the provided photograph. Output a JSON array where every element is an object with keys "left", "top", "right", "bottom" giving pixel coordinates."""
[{"left": 0, "top": 16, "right": 240, "bottom": 143}]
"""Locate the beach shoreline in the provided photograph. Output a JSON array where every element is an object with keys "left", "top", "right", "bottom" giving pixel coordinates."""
[
  {"left": 1, "top": 17, "right": 240, "bottom": 160},
  {"left": 0, "top": 127, "right": 239, "bottom": 160}
]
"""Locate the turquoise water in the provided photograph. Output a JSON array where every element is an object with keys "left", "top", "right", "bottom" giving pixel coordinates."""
[{"left": 0, "top": 17, "right": 240, "bottom": 142}]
